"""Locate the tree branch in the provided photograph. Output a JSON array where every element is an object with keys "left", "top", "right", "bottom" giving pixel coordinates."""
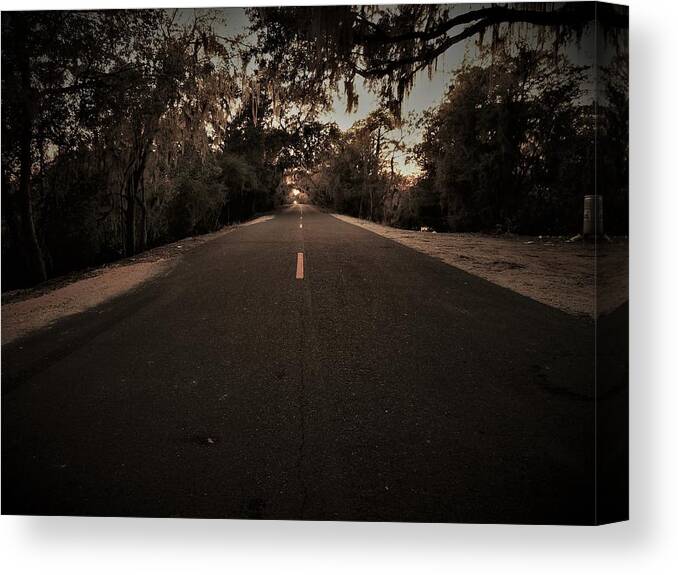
[{"left": 354, "top": 3, "right": 626, "bottom": 46}]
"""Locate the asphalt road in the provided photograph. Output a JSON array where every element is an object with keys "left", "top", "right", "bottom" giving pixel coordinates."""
[{"left": 1, "top": 205, "right": 627, "bottom": 524}]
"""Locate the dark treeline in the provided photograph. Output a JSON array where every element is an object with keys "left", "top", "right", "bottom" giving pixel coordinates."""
[
  {"left": 1, "top": 10, "right": 295, "bottom": 289},
  {"left": 254, "top": 3, "right": 628, "bottom": 234},
  {"left": 2, "top": 4, "right": 628, "bottom": 290},
  {"left": 303, "top": 44, "right": 628, "bottom": 235}
]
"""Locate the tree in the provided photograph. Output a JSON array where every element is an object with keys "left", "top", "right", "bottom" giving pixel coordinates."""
[
  {"left": 1, "top": 6, "right": 628, "bottom": 290},
  {"left": 249, "top": 3, "right": 627, "bottom": 117},
  {"left": 597, "top": 53, "right": 629, "bottom": 234},
  {"left": 2, "top": 9, "right": 244, "bottom": 287},
  {"left": 414, "top": 44, "right": 591, "bottom": 233},
  {"left": 302, "top": 111, "right": 400, "bottom": 222},
  {"left": 103, "top": 10, "right": 239, "bottom": 256},
  {"left": 2, "top": 11, "right": 102, "bottom": 283}
]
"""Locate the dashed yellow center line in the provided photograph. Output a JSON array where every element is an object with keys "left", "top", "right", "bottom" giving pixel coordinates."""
[
  {"left": 296, "top": 252, "right": 304, "bottom": 279},
  {"left": 296, "top": 204, "right": 304, "bottom": 278}
]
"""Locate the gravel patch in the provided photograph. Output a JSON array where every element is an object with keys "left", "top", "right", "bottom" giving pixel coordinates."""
[
  {"left": 1, "top": 214, "right": 275, "bottom": 344},
  {"left": 332, "top": 213, "right": 628, "bottom": 318}
]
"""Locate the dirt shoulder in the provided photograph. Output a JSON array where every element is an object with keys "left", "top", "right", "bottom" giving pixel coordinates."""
[
  {"left": 1, "top": 214, "right": 275, "bottom": 345},
  {"left": 332, "top": 213, "right": 628, "bottom": 318}
]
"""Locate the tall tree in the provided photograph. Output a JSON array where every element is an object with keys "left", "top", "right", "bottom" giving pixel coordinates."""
[
  {"left": 249, "top": 3, "right": 627, "bottom": 117},
  {"left": 2, "top": 9, "right": 242, "bottom": 285},
  {"left": 415, "top": 45, "right": 590, "bottom": 233}
]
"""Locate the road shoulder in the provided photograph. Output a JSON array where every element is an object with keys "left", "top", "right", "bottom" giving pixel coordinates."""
[
  {"left": 1, "top": 214, "right": 275, "bottom": 345},
  {"left": 331, "top": 213, "right": 628, "bottom": 317}
]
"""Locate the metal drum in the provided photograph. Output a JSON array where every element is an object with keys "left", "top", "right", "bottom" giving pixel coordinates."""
[{"left": 583, "top": 195, "right": 604, "bottom": 236}]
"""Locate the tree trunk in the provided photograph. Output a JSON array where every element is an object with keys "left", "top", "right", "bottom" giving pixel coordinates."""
[
  {"left": 123, "top": 136, "right": 152, "bottom": 257},
  {"left": 125, "top": 173, "right": 136, "bottom": 257},
  {"left": 138, "top": 177, "right": 148, "bottom": 252},
  {"left": 359, "top": 152, "right": 367, "bottom": 219},
  {"left": 370, "top": 127, "right": 381, "bottom": 221},
  {"left": 16, "top": 15, "right": 47, "bottom": 284}
]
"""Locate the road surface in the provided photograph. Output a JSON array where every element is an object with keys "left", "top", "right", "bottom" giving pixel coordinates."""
[{"left": 1, "top": 205, "right": 626, "bottom": 523}]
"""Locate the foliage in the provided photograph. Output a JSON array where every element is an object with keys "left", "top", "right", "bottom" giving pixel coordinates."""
[
  {"left": 301, "top": 42, "right": 628, "bottom": 237},
  {"left": 597, "top": 53, "right": 629, "bottom": 234},
  {"left": 249, "top": 3, "right": 627, "bottom": 118},
  {"left": 303, "top": 109, "right": 405, "bottom": 223},
  {"left": 415, "top": 45, "right": 593, "bottom": 233},
  {"left": 1, "top": 6, "right": 629, "bottom": 290},
  {"left": 1, "top": 9, "right": 291, "bottom": 289}
]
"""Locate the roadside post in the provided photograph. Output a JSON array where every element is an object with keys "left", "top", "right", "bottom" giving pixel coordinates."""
[{"left": 583, "top": 194, "right": 604, "bottom": 237}]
